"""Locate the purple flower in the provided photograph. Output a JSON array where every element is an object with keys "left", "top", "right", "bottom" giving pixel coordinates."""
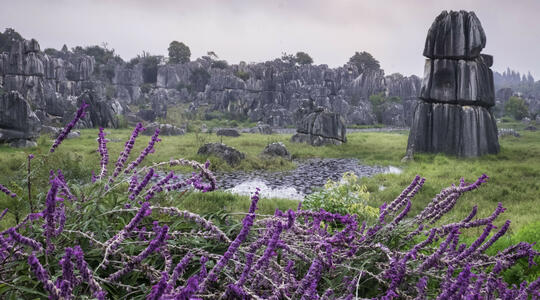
[
  {"left": 202, "top": 189, "right": 261, "bottom": 289},
  {"left": 148, "top": 272, "right": 169, "bottom": 300},
  {"left": 50, "top": 102, "right": 89, "bottom": 153},
  {"left": 73, "top": 246, "right": 106, "bottom": 299},
  {"left": 28, "top": 254, "right": 61, "bottom": 298},
  {"left": 0, "top": 183, "right": 16, "bottom": 198},
  {"left": 110, "top": 123, "right": 145, "bottom": 181},
  {"left": 129, "top": 168, "right": 155, "bottom": 200},
  {"left": 124, "top": 128, "right": 161, "bottom": 174},
  {"left": 8, "top": 228, "right": 43, "bottom": 251}
]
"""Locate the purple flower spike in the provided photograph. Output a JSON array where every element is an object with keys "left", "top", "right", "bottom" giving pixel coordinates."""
[
  {"left": 28, "top": 254, "right": 62, "bottom": 298},
  {"left": 129, "top": 168, "right": 155, "bottom": 200},
  {"left": 124, "top": 128, "right": 161, "bottom": 174},
  {"left": 0, "top": 183, "right": 16, "bottom": 198},
  {"left": 50, "top": 102, "right": 89, "bottom": 153},
  {"left": 110, "top": 123, "right": 145, "bottom": 181}
]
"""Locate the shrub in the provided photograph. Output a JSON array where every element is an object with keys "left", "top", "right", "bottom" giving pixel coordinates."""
[
  {"left": 505, "top": 96, "right": 529, "bottom": 120},
  {"left": 303, "top": 172, "right": 378, "bottom": 220},
  {"left": 211, "top": 60, "right": 228, "bottom": 69},
  {"left": 234, "top": 70, "right": 250, "bottom": 81}
]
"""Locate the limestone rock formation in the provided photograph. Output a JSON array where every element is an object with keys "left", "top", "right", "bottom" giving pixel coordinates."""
[
  {"left": 197, "top": 143, "right": 245, "bottom": 166},
  {"left": 291, "top": 107, "right": 347, "bottom": 146},
  {"left": 407, "top": 10, "right": 499, "bottom": 157},
  {"left": 0, "top": 91, "right": 41, "bottom": 146}
]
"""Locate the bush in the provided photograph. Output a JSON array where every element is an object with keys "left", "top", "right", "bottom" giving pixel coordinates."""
[
  {"left": 234, "top": 70, "right": 250, "bottom": 81},
  {"left": 211, "top": 60, "right": 228, "bottom": 69},
  {"left": 295, "top": 51, "right": 314, "bottom": 65},
  {"left": 303, "top": 172, "right": 378, "bottom": 220},
  {"left": 505, "top": 96, "right": 529, "bottom": 120}
]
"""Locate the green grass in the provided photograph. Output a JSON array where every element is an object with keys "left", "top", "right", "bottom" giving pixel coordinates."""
[{"left": 1, "top": 122, "right": 539, "bottom": 233}]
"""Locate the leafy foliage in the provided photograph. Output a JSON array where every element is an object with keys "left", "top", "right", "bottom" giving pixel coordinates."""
[
  {"left": 349, "top": 51, "right": 381, "bottom": 73},
  {"left": 295, "top": 51, "right": 314, "bottom": 65},
  {"left": 0, "top": 28, "right": 23, "bottom": 53},
  {"left": 72, "top": 44, "right": 123, "bottom": 65},
  {"left": 303, "top": 172, "right": 378, "bottom": 220},
  {"left": 369, "top": 92, "right": 401, "bottom": 123},
  {"left": 168, "top": 41, "right": 191, "bottom": 64},
  {"left": 505, "top": 96, "right": 529, "bottom": 120}
]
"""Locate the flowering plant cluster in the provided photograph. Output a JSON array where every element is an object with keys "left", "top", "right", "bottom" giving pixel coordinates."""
[
  {"left": 303, "top": 172, "right": 379, "bottom": 220},
  {"left": 0, "top": 103, "right": 539, "bottom": 299}
]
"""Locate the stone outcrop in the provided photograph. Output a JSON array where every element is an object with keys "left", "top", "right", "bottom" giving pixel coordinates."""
[
  {"left": 1, "top": 35, "right": 425, "bottom": 147},
  {"left": 197, "top": 143, "right": 245, "bottom": 166},
  {"left": 291, "top": 107, "right": 347, "bottom": 146},
  {"left": 261, "top": 142, "right": 290, "bottom": 158},
  {"left": 407, "top": 10, "right": 500, "bottom": 157},
  {"left": 0, "top": 91, "right": 41, "bottom": 146},
  {"left": 216, "top": 128, "right": 240, "bottom": 137}
]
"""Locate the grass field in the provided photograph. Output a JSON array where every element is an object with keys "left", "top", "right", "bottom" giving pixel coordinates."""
[{"left": 1, "top": 122, "right": 539, "bottom": 234}]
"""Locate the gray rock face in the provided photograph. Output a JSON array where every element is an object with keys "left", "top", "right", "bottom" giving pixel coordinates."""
[
  {"left": 419, "top": 57, "right": 494, "bottom": 106},
  {"left": 143, "top": 122, "right": 185, "bottom": 136},
  {"left": 407, "top": 11, "right": 499, "bottom": 157},
  {"left": 261, "top": 142, "right": 290, "bottom": 158},
  {"left": 197, "top": 143, "right": 245, "bottom": 166},
  {"left": 292, "top": 108, "right": 346, "bottom": 146},
  {"left": 423, "top": 10, "right": 486, "bottom": 59},
  {"left": 0, "top": 91, "right": 41, "bottom": 146},
  {"left": 216, "top": 128, "right": 240, "bottom": 137}
]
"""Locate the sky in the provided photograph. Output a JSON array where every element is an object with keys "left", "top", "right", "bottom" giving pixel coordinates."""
[{"left": 1, "top": 0, "right": 540, "bottom": 78}]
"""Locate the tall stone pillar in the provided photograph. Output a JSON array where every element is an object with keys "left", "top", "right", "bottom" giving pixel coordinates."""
[{"left": 406, "top": 10, "right": 500, "bottom": 157}]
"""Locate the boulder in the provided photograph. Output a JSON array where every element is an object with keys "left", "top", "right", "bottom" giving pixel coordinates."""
[
  {"left": 0, "top": 91, "right": 41, "bottom": 145},
  {"left": 261, "top": 142, "right": 290, "bottom": 158},
  {"left": 423, "top": 10, "right": 486, "bottom": 59},
  {"left": 292, "top": 109, "right": 347, "bottom": 146},
  {"left": 524, "top": 125, "right": 537, "bottom": 131},
  {"left": 197, "top": 143, "right": 245, "bottom": 166},
  {"left": 249, "top": 122, "right": 273, "bottom": 134},
  {"left": 142, "top": 122, "right": 185, "bottom": 136},
  {"left": 216, "top": 128, "right": 240, "bottom": 137}
]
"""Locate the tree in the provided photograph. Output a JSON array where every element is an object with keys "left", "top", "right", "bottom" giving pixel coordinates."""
[
  {"left": 0, "top": 28, "right": 23, "bottom": 53},
  {"left": 295, "top": 51, "right": 313, "bottom": 65},
  {"left": 349, "top": 51, "right": 380, "bottom": 73},
  {"left": 168, "top": 41, "right": 191, "bottom": 64},
  {"left": 504, "top": 96, "right": 529, "bottom": 120}
]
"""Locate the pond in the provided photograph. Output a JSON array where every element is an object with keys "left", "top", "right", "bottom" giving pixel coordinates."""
[{"left": 215, "top": 158, "right": 402, "bottom": 200}]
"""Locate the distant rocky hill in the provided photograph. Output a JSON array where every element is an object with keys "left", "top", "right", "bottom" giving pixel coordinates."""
[{"left": 1, "top": 33, "right": 423, "bottom": 146}]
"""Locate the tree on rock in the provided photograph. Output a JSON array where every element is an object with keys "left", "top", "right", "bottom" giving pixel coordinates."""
[
  {"left": 296, "top": 51, "right": 313, "bottom": 65},
  {"left": 168, "top": 41, "right": 191, "bottom": 64},
  {"left": 349, "top": 51, "right": 380, "bottom": 73},
  {"left": 0, "top": 28, "right": 24, "bottom": 53}
]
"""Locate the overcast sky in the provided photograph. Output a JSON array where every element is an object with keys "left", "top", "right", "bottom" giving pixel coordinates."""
[{"left": 1, "top": 0, "right": 539, "bottom": 78}]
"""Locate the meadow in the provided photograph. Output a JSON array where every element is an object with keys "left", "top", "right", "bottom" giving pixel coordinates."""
[{"left": 1, "top": 122, "right": 538, "bottom": 233}]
